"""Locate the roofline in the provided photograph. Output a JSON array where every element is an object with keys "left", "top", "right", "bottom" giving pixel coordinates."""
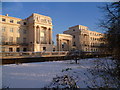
[
  {"left": 56, "top": 34, "right": 73, "bottom": 37},
  {"left": 0, "top": 15, "right": 25, "bottom": 20},
  {"left": 26, "top": 13, "right": 52, "bottom": 20},
  {"left": 69, "top": 25, "right": 88, "bottom": 29}
]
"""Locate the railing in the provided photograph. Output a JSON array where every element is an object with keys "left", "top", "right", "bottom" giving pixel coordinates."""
[
  {"left": 1, "top": 42, "right": 28, "bottom": 46},
  {"left": 40, "top": 51, "right": 69, "bottom": 57},
  {"left": 1, "top": 51, "right": 69, "bottom": 59}
]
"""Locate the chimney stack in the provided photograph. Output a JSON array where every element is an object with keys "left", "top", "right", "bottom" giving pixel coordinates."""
[{"left": 6, "top": 14, "right": 8, "bottom": 16}]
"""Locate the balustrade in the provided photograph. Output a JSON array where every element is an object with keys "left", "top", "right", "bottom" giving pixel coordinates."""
[{"left": 1, "top": 51, "right": 69, "bottom": 58}]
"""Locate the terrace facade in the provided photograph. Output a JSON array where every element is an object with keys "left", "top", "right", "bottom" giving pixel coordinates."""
[
  {"left": 0, "top": 13, "right": 54, "bottom": 52},
  {"left": 63, "top": 25, "right": 106, "bottom": 53},
  {"left": 56, "top": 34, "right": 73, "bottom": 51}
]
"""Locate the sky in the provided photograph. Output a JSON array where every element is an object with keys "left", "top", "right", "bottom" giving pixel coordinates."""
[{"left": 2, "top": 2, "right": 109, "bottom": 44}]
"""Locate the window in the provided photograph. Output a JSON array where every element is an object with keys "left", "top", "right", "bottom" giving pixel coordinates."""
[
  {"left": 90, "top": 43, "right": 92, "bottom": 46},
  {"left": 9, "top": 48, "right": 13, "bottom": 52},
  {"left": 10, "top": 20, "right": 14, "bottom": 23},
  {"left": 23, "top": 38, "right": 26, "bottom": 43},
  {"left": 23, "top": 22, "right": 27, "bottom": 25},
  {"left": 16, "top": 37, "right": 20, "bottom": 43},
  {"left": 91, "top": 49, "right": 93, "bottom": 51},
  {"left": 73, "top": 29, "right": 75, "bottom": 31},
  {"left": 91, "top": 37, "right": 92, "bottom": 40},
  {"left": 73, "top": 42, "right": 76, "bottom": 46},
  {"left": 73, "top": 35, "right": 75, "bottom": 38},
  {"left": 16, "top": 48, "right": 20, "bottom": 52},
  {"left": 17, "top": 21, "right": 20, "bottom": 24},
  {"left": 62, "top": 43, "right": 65, "bottom": 48},
  {"left": 2, "top": 27, "right": 6, "bottom": 32},
  {"left": 96, "top": 49, "right": 98, "bottom": 51},
  {"left": 53, "top": 48, "right": 55, "bottom": 51},
  {"left": 17, "top": 29, "right": 20, "bottom": 33},
  {"left": 23, "top": 30, "right": 27, "bottom": 34},
  {"left": 9, "top": 37, "right": 13, "bottom": 42},
  {"left": 2, "top": 36, "right": 6, "bottom": 42},
  {"left": 2, "top": 47, "right": 5, "bottom": 52},
  {"left": 2, "top": 18, "right": 6, "bottom": 22},
  {"left": 43, "top": 47, "right": 46, "bottom": 51},
  {"left": 23, "top": 48, "right": 27, "bottom": 52},
  {"left": 10, "top": 28, "right": 14, "bottom": 32}
]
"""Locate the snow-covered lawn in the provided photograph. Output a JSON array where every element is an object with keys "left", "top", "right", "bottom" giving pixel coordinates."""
[{"left": 2, "top": 57, "right": 119, "bottom": 88}]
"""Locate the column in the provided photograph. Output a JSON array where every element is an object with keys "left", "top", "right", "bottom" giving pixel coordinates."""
[
  {"left": 36, "top": 27, "right": 38, "bottom": 44},
  {"left": 33, "top": 26, "right": 36, "bottom": 52},
  {"left": 45, "top": 27, "right": 47, "bottom": 44},
  {"left": 34, "top": 26, "right": 36, "bottom": 44},
  {"left": 48, "top": 29, "right": 50, "bottom": 44},
  {"left": 37, "top": 28, "right": 40, "bottom": 44},
  {"left": 70, "top": 40, "right": 72, "bottom": 51},
  {"left": 60, "top": 40, "right": 62, "bottom": 51},
  {"left": 50, "top": 30, "right": 52, "bottom": 44},
  {"left": 57, "top": 39, "right": 61, "bottom": 51},
  {"left": 68, "top": 40, "right": 70, "bottom": 51},
  {"left": 39, "top": 27, "right": 40, "bottom": 44},
  {"left": 46, "top": 28, "right": 49, "bottom": 44}
]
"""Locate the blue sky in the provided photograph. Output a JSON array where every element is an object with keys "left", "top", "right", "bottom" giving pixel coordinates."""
[{"left": 2, "top": 2, "right": 108, "bottom": 44}]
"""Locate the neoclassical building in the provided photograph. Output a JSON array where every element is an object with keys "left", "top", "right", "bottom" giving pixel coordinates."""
[
  {"left": 63, "top": 25, "right": 105, "bottom": 52},
  {"left": 56, "top": 34, "right": 72, "bottom": 51},
  {"left": 0, "top": 13, "right": 54, "bottom": 52},
  {"left": 0, "top": 13, "right": 105, "bottom": 53}
]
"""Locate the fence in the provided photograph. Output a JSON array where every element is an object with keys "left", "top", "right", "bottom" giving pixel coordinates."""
[{"left": 1, "top": 51, "right": 69, "bottom": 59}]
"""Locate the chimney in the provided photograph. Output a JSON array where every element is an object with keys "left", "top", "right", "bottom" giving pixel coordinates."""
[{"left": 6, "top": 14, "right": 8, "bottom": 16}]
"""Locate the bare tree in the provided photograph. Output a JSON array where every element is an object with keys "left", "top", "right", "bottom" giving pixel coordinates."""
[
  {"left": 99, "top": 2, "right": 120, "bottom": 83},
  {"left": 99, "top": 2, "right": 120, "bottom": 59}
]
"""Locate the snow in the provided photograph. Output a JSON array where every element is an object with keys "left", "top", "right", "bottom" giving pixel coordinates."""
[{"left": 2, "top": 57, "right": 119, "bottom": 88}]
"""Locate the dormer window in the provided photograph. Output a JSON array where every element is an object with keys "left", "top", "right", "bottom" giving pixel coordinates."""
[
  {"left": 10, "top": 20, "right": 14, "bottom": 23},
  {"left": 2, "top": 18, "right": 6, "bottom": 22},
  {"left": 23, "top": 22, "right": 27, "bottom": 25},
  {"left": 73, "top": 29, "right": 75, "bottom": 31},
  {"left": 17, "top": 21, "right": 20, "bottom": 24}
]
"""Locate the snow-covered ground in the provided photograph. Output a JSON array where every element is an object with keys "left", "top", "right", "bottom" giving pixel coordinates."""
[{"left": 2, "top": 57, "right": 119, "bottom": 88}]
